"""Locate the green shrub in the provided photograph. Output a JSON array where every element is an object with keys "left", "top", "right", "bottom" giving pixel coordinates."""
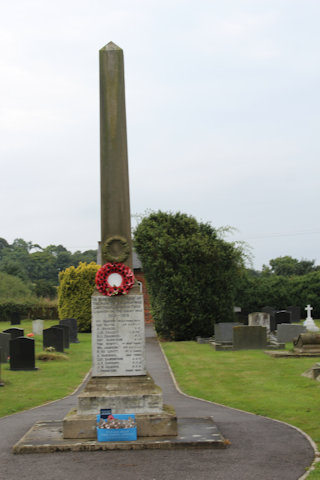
[
  {"left": 234, "top": 269, "right": 320, "bottom": 317},
  {"left": 58, "top": 262, "right": 100, "bottom": 332},
  {"left": 134, "top": 211, "right": 244, "bottom": 340},
  {"left": 0, "top": 300, "right": 58, "bottom": 322},
  {"left": 0, "top": 271, "right": 36, "bottom": 302}
]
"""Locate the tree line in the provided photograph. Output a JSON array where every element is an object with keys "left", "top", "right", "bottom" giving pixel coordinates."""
[{"left": 0, "top": 237, "right": 97, "bottom": 298}]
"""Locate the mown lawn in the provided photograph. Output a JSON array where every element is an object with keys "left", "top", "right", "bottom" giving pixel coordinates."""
[
  {"left": 0, "top": 319, "right": 92, "bottom": 417},
  {"left": 162, "top": 321, "right": 320, "bottom": 479}
]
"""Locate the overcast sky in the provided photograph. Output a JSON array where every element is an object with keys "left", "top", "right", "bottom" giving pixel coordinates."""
[{"left": 1, "top": 0, "right": 320, "bottom": 269}]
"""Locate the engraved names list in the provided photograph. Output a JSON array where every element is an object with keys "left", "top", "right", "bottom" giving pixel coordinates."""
[{"left": 91, "top": 295, "right": 146, "bottom": 376}]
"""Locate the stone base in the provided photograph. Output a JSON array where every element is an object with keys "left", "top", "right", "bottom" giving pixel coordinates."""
[
  {"left": 63, "top": 404, "right": 177, "bottom": 439},
  {"left": 13, "top": 418, "right": 228, "bottom": 454},
  {"left": 293, "top": 347, "right": 320, "bottom": 354},
  {"left": 77, "top": 374, "right": 163, "bottom": 415}
]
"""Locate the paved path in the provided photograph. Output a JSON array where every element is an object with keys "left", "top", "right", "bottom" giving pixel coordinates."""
[{"left": 0, "top": 325, "right": 315, "bottom": 480}]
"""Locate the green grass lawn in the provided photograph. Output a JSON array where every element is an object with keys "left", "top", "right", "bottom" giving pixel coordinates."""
[
  {"left": 0, "top": 319, "right": 92, "bottom": 417},
  {"left": 1, "top": 318, "right": 320, "bottom": 477},
  {"left": 162, "top": 322, "right": 320, "bottom": 479}
]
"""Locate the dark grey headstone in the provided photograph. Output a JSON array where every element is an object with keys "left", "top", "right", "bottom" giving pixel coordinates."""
[
  {"left": 52, "top": 324, "right": 70, "bottom": 348},
  {"left": 43, "top": 327, "right": 64, "bottom": 352},
  {"left": 10, "top": 311, "right": 21, "bottom": 325},
  {"left": 9, "top": 337, "right": 37, "bottom": 371},
  {"left": 286, "top": 306, "right": 301, "bottom": 323},
  {"left": 0, "top": 332, "right": 10, "bottom": 363},
  {"left": 277, "top": 324, "right": 306, "bottom": 343},
  {"left": 262, "top": 306, "right": 276, "bottom": 331},
  {"left": 0, "top": 352, "right": 4, "bottom": 386},
  {"left": 60, "top": 318, "right": 79, "bottom": 343},
  {"left": 235, "top": 312, "right": 248, "bottom": 325},
  {"left": 233, "top": 326, "right": 267, "bottom": 350},
  {"left": 2, "top": 328, "right": 24, "bottom": 340},
  {"left": 275, "top": 310, "right": 291, "bottom": 328},
  {"left": 215, "top": 323, "right": 242, "bottom": 343}
]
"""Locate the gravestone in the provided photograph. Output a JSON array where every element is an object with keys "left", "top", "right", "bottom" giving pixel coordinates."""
[
  {"left": 248, "top": 312, "right": 270, "bottom": 332},
  {"left": 277, "top": 324, "right": 306, "bottom": 343},
  {"left": 0, "top": 352, "right": 4, "bottom": 386},
  {"left": 286, "top": 306, "right": 301, "bottom": 323},
  {"left": 43, "top": 327, "right": 64, "bottom": 352},
  {"left": 293, "top": 333, "right": 320, "bottom": 354},
  {"left": 52, "top": 324, "right": 70, "bottom": 349},
  {"left": 60, "top": 318, "right": 79, "bottom": 343},
  {"left": 10, "top": 337, "right": 37, "bottom": 371},
  {"left": 10, "top": 311, "right": 21, "bottom": 325},
  {"left": 0, "top": 332, "right": 10, "bottom": 363},
  {"left": 0, "top": 332, "right": 10, "bottom": 360},
  {"left": 275, "top": 310, "right": 291, "bottom": 328},
  {"left": 303, "top": 304, "right": 320, "bottom": 332},
  {"left": 262, "top": 306, "right": 276, "bottom": 331},
  {"left": 32, "top": 319, "right": 44, "bottom": 336},
  {"left": 3, "top": 328, "right": 24, "bottom": 340},
  {"left": 233, "top": 326, "right": 267, "bottom": 350},
  {"left": 215, "top": 322, "right": 241, "bottom": 343}
]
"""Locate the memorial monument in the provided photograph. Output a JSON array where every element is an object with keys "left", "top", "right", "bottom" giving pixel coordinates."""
[{"left": 63, "top": 42, "right": 177, "bottom": 438}]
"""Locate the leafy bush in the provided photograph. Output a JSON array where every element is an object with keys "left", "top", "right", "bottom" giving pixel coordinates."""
[
  {"left": 58, "top": 262, "right": 100, "bottom": 332},
  {"left": 134, "top": 211, "right": 244, "bottom": 340},
  {"left": 234, "top": 269, "right": 320, "bottom": 318},
  {"left": 0, "top": 300, "right": 58, "bottom": 322},
  {"left": 0, "top": 271, "right": 36, "bottom": 302}
]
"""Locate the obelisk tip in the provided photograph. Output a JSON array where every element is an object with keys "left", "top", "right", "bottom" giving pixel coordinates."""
[{"left": 100, "top": 41, "right": 122, "bottom": 52}]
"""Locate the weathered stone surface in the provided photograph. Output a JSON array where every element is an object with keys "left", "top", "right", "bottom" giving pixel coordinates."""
[
  {"left": 99, "top": 42, "right": 132, "bottom": 268},
  {"left": 63, "top": 405, "right": 177, "bottom": 439},
  {"left": 14, "top": 418, "right": 227, "bottom": 453},
  {"left": 214, "top": 323, "right": 241, "bottom": 343},
  {"left": 32, "top": 320, "right": 44, "bottom": 336},
  {"left": 91, "top": 293, "right": 146, "bottom": 376},
  {"left": 277, "top": 324, "right": 306, "bottom": 343},
  {"left": 233, "top": 326, "right": 267, "bottom": 350},
  {"left": 248, "top": 312, "right": 270, "bottom": 332},
  {"left": 77, "top": 375, "right": 163, "bottom": 415},
  {"left": 293, "top": 332, "right": 320, "bottom": 353}
]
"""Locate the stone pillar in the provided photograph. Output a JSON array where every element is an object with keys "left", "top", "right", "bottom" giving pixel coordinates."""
[{"left": 99, "top": 42, "right": 132, "bottom": 268}]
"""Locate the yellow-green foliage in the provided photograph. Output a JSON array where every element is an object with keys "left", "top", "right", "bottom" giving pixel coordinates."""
[{"left": 58, "top": 262, "right": 100, "bottom": 332}]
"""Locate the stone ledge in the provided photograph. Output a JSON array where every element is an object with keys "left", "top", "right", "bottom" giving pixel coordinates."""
[
  {"left": 13, "top": 418, "right": 228, "bottom": 454},
  {"left": 63, "top": 404, "right": 177, "bottom": 438},
  {"left": 77, "top": 374, "right": 163, "bottom": 414}
]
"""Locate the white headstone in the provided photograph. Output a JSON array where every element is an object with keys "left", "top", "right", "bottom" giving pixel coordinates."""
[
  {"left": 32, "top": 319, "right": 44, "bottom": 336},
  {"left": 303, "top": 304, "right": 319, "bottom": 332},
  {"left": 91, "top": 294, "right": 146, "bottom": 376},
  {"left": 248, "top": 312, "right": 270, "bottom": 332}
]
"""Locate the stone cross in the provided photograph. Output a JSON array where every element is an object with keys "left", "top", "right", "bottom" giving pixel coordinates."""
[
  {"left": 99, "top": 42, "right": 132, "bottom": 268},
  {"left": 305, "top": 304, "right": 313, "bottom": 319}
]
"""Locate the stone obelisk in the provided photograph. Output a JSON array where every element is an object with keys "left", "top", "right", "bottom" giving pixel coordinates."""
[
  {"left": 63, "top": 43, "right": 177, "bottom": 439},
  {"left": 99, "top": 42, "right": 132, "bottom": 268}
]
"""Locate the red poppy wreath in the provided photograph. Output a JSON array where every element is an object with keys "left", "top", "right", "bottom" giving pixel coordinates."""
[{"left": 95, "top": 262, "right": 135, "bottom": 296}]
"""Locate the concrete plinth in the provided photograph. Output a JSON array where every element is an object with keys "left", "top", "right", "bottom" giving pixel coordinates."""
[
  {"left": 13, "top": 418, "right": 227, "bottom": 454},
  {"left": 63, "top": 405, "right": 177, "bottom": 439},
  {"left": 77, "top": 375, "right": 163, "bottom": 415},
  {"left": 63, "top": 374, "right": 178, "bottom": 439}
]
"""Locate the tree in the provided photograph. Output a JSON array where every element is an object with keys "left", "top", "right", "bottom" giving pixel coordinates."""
[
  {"left": 264, "top": 256, "right": 317, "bottom": 277},
  {"left": 134, "top": 211, "right": 244, "bottom": 340}
]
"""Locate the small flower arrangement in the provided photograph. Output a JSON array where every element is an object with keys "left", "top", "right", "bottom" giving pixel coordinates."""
[{"left": 98, "top": 414, "right": 136, "bottom": 430}]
